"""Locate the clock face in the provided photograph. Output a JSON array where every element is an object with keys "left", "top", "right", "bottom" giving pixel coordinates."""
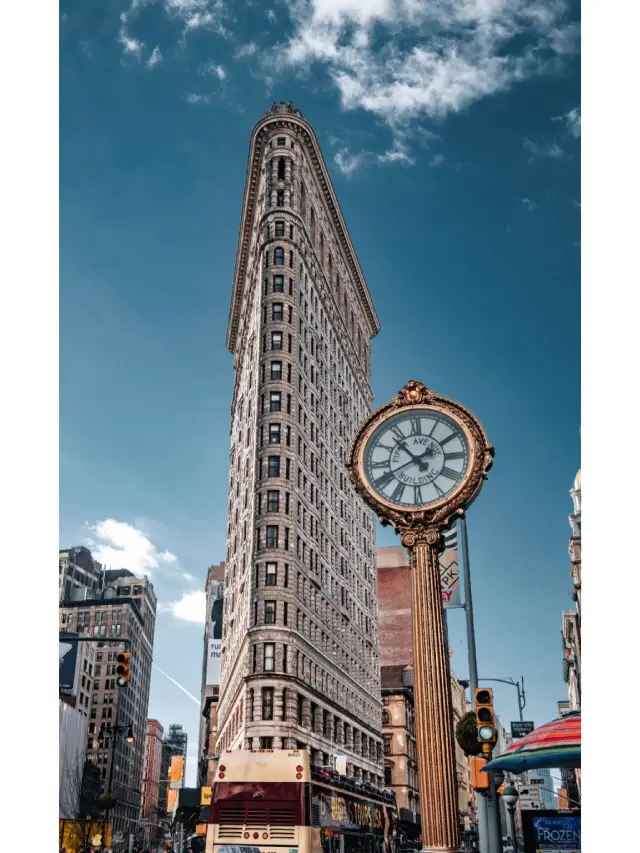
[{"left": 362, "top": 409, "right": 470, "bottom": 508}]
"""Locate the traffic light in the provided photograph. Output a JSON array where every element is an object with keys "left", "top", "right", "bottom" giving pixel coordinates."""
[
  {"left": 116, "top": 651, "right": 131, "bottom": 686},
  {"left": 475, "top": 687, "right": 497, "bottom": 753},
  {"left": 471, "top": 756, "right": 490, "bottom": 791}
]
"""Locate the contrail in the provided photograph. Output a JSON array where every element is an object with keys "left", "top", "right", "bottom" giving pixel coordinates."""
[{"left": 155, "top": 665, "right": 200, "bottom": 705}]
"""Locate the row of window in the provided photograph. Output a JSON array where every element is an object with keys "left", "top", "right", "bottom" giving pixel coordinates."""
[
  {"left": 263, "top": 302, "right": 293, "bottom": 324},
  {"left": 264, "top": 331, "right": 293, "bottom": 352},
  {"left": 265, "top": 247, "right": 294, "bottom": 268},
  {"left": 263, "top": 274, "right": 294, "bottom": 295}
]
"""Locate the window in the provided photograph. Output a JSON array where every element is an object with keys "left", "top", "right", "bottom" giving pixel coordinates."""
[
  {"left": 275, "top": 220, "right": 285, "bottom": 237},
  {"left": 383, "top": 735, "right": 392, "bottom": 756},
  {"left": 269, "top": 392, "right": 281, "bottom": 412},
  {"left": 267, "top": 490, "right": 280, "bottom": 512},
  {"left": 268, "top": 455, "right": 280, "bottom": 477},
  {"left": 272, "top": 303, "right": 284, "bottom": 321},
  {"left": 273, "top": 275, "right": 284, "bottom": 292},
  {"left": 265, "top": 601, "right": 276, "bottom": 624},
  {"left": 260, "top": 736, "right": 273, "bottom": 749},
  {"left": 266, "top": 562, "right": 277, "bottom": 585},
  {"left": 382, "top": 710, "right": 390, "bottom": 726},
  {"left": 264, "top": 643, "right": 275, "bottom": 672},
  {"left": 266, "top": 525, "right": 279, "bottom": 548},
  {"left": 271, "top": 332, "right": 282, "bottom": 350},
  {"left": 274, "top": 247, "right": 285, "bottom": 265},
  {"left": 277, "top": 137, "right": 286, "bottom": 146},
  {"left": 384, "top": 764, "right": 393, "bottom": 787},
  {"left": 276, "top": 191, "right": 284, "bottom": 207},
  {"left": 269, "top": 424, "right": 281, "bottom": 444},
  {"left": 262, "top": 687, "right": 274, "bottom": 719}
]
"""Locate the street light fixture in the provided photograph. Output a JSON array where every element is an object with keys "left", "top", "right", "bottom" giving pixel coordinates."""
[
  {"left": 501, "top": 785, "right": 520, "bottom": 853},
  {"left": 126, "top": 726, "right": 135, "bottom": 743}
]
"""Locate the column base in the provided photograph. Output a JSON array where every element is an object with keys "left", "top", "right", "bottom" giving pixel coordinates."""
[{"left": 419, "top": 847, "right": 461, "bottom": 853}]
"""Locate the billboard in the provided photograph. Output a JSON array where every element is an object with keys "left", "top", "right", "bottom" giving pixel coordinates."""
[
  {"left": 59, "top": 632, "right": 80, "bottom": 695},
  {"left": 169, "top": 754, "right": 185, "bottom": 789},
  {"left": 205, "top": 580, "right": 224, "bottom": 685},
  {"left": 440, "top": 527, "right": 461, "bottom": 608},
  {"left": 522, "top": 810, "right": 580, "bottom": 853}
]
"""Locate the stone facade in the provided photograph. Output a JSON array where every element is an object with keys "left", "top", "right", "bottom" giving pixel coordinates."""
[
  {"left": 141, "top": 719, "right": 164, "bottom": 848},
  {"left": 59, "top": 567, "right": 156, "bottom": 837},
  {"left": 217, "top": 102, "right": 383, "bottom": 785}
]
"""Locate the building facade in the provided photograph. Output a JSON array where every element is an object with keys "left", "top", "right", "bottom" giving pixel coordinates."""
[
  {"left": 562, "top": 468, "right": 582, "bottom": 713},
  {"left": 164, "top": 723, "right": 188, "bottom": 778},
  {"left": 217, "top": 102, "right": 383, "bottom": 785},
  {"left": 199, "top": 563, "right": 225, "bottom": 786},
  {"left": 141, "top": 719, "right": 165, "bottom": 847},
  {"left": 59, "top": 546, "right": 103, "bottom": 603},
  {"left": 59, "top": 698, "right": 90, "bottom": 819},
  {"left": 59, "top": 563, "right": 157, "bottom": 836}
]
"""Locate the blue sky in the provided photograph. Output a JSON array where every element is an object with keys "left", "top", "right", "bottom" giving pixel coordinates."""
[{"left": 60, "top": 0, "right": 580, "bottom": 785}]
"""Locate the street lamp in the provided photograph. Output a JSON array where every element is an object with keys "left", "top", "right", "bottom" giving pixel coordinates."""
[
  {"left": 501, "top": 785, "right": 519, "bottom": 853},
  {"left": 97, "top": 721, "right": 136, "bottom": 826}
]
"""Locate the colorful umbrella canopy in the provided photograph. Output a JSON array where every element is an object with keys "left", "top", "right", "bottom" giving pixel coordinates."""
[{"left": 482, "top": 711, "right": 581, "bottom": 773}]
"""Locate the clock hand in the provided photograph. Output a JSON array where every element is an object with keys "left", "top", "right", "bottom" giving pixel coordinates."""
[{"left": 397, "top": 441, "right": 419, "bottom": 462}]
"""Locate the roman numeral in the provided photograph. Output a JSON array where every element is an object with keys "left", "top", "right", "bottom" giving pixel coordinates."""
[
  {"left": 440, "top": 432, "right": 457, "bottom": 446},
  {"left": 375, "top": 470, "right": 395, "bottom": 489},
  {"left": 445, "top": 451, "right": 465, "bottom": 461},
  {"left": 377, "top": 443, "right": 395, "bottom": 452},
  {"left": 441, "top": 466, "right": 461, "bottom": 481},
  {"left": 370, "top": 460, "right": 390, "bottom": 469},
  {"left": 390, "top": 424, "right": 406, "bottom": 442},
  {"left": 433, "top": 480, "right": 445, "bottom": 497},
  {"left": 391, "top": 482, "right": 405, "bottom": 503},
  {"left": 414, "top": 486, "right": 424, "bottom": 505},
  {"left": 409, "top": 417, "right": 422, "bottom": 436}
]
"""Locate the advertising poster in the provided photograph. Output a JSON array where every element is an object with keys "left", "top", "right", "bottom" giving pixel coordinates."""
[
  {"left": 59, "top": 632, "right": 79, "bottom": 695},
  {"left": 169, "top": 754, "right": 185, "bottom": 789},
  {"left": 206, "top": 580, "right": 224, "bottom": 686},
  {"left": 440, "top": 527, "right": 461, "bottom": 608},
  {"left": 522, "top": 810, "right": 581, "bottom": 853}
]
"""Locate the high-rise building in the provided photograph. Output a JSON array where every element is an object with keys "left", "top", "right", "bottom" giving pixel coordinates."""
[
  {"left": 198, "top": 563, "right": 225, "bottom": 786},
  {"left": 157, "top": 741, "right": 173, "bottom": 835},
  {"left": 164, "top": 723, "right": 188, "bottom": 780},
  {"left": 59, "top": 546, "right": 103, "bottom": 603},
  {"left": 141, "top": 719, "right": 165, "bottom": 848},
  {"left": 59, "top": 561, "right": 157, "bottom": 836},
  {"left": 217, "top": 102, "right": 383, "bottom": 785},
  {"left": 562, "top": 468, "right": 582, "bottom": 713}
]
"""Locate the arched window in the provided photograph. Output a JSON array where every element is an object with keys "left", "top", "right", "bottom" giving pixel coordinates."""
[
  {"left": 274, "top": 247, "right": 285, "bottom": 266},
  {"left": 277, "top": 157, "right": 285, "bottom": 180},
  {"left": 382, "top": 710, "right": 390, "bottom": 727},
  {"left": 384, "top": 762, "right": 393, "bottom": 787}
]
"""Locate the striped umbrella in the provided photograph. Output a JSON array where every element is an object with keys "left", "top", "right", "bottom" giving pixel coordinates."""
[{"left": 482, "top": 711, "right": 581, "bottom": 774}]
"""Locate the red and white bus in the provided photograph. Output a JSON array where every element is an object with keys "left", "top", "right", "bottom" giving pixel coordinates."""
[{"left": 206, "top": 750, "right": 397, "bottom": 853}]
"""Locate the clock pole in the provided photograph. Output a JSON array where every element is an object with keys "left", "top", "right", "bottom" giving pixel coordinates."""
[
  {"left": 404, "top": 526, "right": 461, "bottom": 853},
  {"left": 347, "top": 380, "right": 494, "bottom": 853}
]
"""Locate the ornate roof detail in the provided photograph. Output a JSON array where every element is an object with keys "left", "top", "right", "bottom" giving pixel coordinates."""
[{"left": 227, "top": 106, "right": 380, "bottom": 352}]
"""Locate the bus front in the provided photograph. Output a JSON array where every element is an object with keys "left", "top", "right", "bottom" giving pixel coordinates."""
[{"left": 207, "top": 750, "right": 311, "bottom": 853}]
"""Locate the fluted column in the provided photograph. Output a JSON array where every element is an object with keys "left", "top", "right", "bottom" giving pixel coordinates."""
[{"left": 406, "top": 529, "right": 460, "bottom": 853}]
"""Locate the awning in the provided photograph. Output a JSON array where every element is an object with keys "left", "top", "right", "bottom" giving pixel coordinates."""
[{"left": 483, "top": 710, "right": 580, "bottom": 773}]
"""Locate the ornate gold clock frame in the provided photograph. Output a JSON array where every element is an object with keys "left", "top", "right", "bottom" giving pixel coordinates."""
[{"left": 347, "top": 380, "right": 494, "bottom": 853}]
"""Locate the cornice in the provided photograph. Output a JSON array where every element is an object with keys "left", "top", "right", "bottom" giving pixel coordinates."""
[{"left": 227, "top": 106, "right": 381, "bottom": 353}]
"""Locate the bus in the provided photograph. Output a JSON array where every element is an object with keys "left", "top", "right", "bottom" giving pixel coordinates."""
[{"left": 206, "top": 750, "right": 397, "bottom": 853}]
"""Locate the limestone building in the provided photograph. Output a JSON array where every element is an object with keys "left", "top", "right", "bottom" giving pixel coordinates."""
[{"left": 216, "top": 102, "right": 383, "bottom": 785}]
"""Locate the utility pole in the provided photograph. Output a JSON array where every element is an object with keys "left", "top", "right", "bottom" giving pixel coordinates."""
[{"left": 460, "top": 516, "right": 489, "bottom": 853}]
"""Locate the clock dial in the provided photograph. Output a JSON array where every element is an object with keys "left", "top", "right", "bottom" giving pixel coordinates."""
[{"left": 363, "top": 410, "right": 470, "bottom": 508}]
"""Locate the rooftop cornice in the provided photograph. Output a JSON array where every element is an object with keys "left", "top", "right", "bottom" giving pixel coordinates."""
[{"left": 227, "top": 105, "right": 380, "bottom": 353}]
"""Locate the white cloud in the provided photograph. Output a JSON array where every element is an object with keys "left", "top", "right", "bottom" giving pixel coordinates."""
[
  {"left": 523, "top": 136, "right": 564, "bottom": 161},
  {"left": 429, "top": 153, "right": 445, "bottom": 167},
  {"left": 553, "top": 105, "right": 581, "bottom": 137},
  {"left": 334, "top": 147, "right": 366, "bottom": 176},
  {"left": 85, "top": 519, "right": 178, "bottom": 577},
  {"left": 185, "top": 92, "right": 211, "bottom": 104},
  {"left": 277, "top": 1, "right": 579, "bottom": 135},
  {"left": 147, "top": 46, "right": 163, "bottom": 68},
  {"left": 266, "top": 9, "right": 277, "bottom": 22},
  {"left": 377, "top": 141, "right": 415, "bottom": 166},
  {"left": 234, "top": 41, "right": 258, "bottom": 59},
  {"left": 169, "top": 590, "right": 207, "bottom": 623},
  {"left": 118, "top": 27, "right": 143, "bottom": 57},
  {"left": 521, "top": 197, "right": 537, "bottom": 211},
  {"left": 202, "top": 59, "right": 226, "bottom": 79}
]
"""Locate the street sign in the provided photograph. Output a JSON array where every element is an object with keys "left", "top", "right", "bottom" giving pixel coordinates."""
[
  {"left": 511, "top": 720, "right": 535, "bottom": 738},
  {"left": 518, "top": 782, "right": 541, "bottom": 811}
]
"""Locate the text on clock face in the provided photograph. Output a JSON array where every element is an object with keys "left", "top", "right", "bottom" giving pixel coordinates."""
[{"left": 364, "top": 412, "right": 469, "bottom": 507}]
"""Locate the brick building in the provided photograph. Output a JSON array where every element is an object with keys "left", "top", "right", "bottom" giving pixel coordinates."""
[
  {"left": 377, "top": 547, "right": 413, "bottom": 668},
  {"left": 217, "top": 102, "right": 383, "bottom": 785},
  {"left": 141, "top": 719, "right": 164, "bottom": 848}
]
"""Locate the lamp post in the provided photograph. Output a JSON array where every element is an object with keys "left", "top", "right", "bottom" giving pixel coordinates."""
[
  {"left": 98, "top": 722, "right": 135, "bottom": 827},
  {"left": 500, "top": 786, "right": 519, "bottom": 853}
]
